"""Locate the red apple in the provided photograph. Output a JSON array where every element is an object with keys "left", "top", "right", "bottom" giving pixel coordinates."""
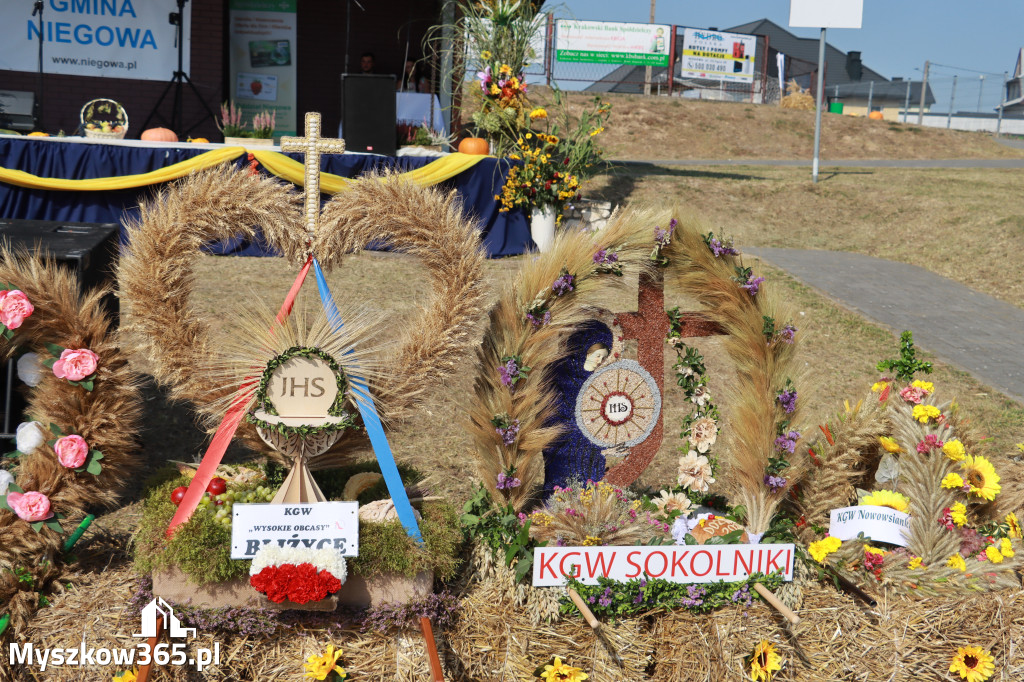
[
  {"left": 207, "top": 477, "right": 227, "bottom": 496},
  {"left": 170, "top": 486, "right": 188, "bottom": 505}
]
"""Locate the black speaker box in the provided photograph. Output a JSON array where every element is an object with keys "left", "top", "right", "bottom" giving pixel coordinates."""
[
  {"left": 340, "top": 74, "right": 397, "bottom": 156},
  {"left": 0, "top": 219, "right": 121, "bottom": 438}
]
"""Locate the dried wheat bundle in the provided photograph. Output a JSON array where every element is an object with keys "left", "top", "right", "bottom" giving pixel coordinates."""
[
  {"left": 781, "top": 79, "right": 816, "bottom": 110},
  {"left": 0, "top": 249, "right": 143, "bottom": 632}
]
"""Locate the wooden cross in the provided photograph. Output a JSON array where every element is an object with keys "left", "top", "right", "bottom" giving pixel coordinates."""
[
  {"left": 280, "top": 111, "right": 346, "bottom": 244},
  {"left": 604, "top": 270, "right": 724, "bottom": 486}
]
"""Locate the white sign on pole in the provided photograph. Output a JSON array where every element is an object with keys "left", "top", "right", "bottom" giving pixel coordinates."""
[
  {"left": 230, "top": 502, "right": 359, "bottom": 559},
  {"left": 829, "top": 506, "right": 911, "bottom": 547},
  {"left": 532, "top": 544, "right": 795, "bottom": 587},
  {"left": 789, "top": 0, "right": 864, "bottom": 29},
  {"left": 679, "top": 28, "right": 757, "bottom": 83},
  {"left": 555, "top": 20, "right": 671, "bottom": 67},
  {"left": 0, "top": 2, "right": 189, "bottom": 81}
]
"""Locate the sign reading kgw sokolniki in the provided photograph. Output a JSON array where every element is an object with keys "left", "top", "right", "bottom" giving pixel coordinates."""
[{"left": 230, "top": 501, "right": 358, "bottom": 559}]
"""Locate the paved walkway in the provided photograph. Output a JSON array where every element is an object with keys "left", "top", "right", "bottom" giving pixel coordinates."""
[{"left": 745, "top": 248, "right": 1024, "bottom": 404}]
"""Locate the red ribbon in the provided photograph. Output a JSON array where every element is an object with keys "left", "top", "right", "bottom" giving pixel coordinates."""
[{"left": 166, "top": 254, "right": 313, "bottom": 536}]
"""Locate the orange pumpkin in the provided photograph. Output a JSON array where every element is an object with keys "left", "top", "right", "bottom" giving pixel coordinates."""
[
  {"left": 458, "top": 137, "right": 490, "bottom": 155},
  {"left": 140, "top": 127, "right": 178, "bottom": 142},
  {"left": 868, "top": 111, "right": 885, "bottom": 121}
]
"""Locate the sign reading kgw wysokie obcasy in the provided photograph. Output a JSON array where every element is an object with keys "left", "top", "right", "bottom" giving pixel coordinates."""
[
  {"left": 230, "top": 502, "right": 359, "bottom": 559},
  {"left": 532, "top": 544, "right": 795, "bottom": 586}
]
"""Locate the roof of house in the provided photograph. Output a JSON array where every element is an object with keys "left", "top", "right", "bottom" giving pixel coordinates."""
[{"left": 832, "top": 80, "right": 936, "bottom": 106}]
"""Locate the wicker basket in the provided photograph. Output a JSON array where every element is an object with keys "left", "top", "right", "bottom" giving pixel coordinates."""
[{"left": 80, "top": 98, "right": 128, "bottom": 139}]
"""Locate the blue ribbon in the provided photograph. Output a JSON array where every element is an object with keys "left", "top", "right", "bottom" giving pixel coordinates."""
[{"left": 312, "top": 259, "right": 423, "bottom": 543}]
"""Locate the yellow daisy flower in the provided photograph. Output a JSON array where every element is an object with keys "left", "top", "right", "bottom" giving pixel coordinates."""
[
  {"left": 910, "top": 379, "right": 934, "bottom": 392},
  {"left": 984, "top": 546, "right": 1003, "bottom": 564},
  {"left": 941, "top": 472, "right": 965, "bottom": 489},
  {"left": 480, "top": 50, "right": 492, "bottom": 60},
  {"left": 540, "top": 656, "right": 588, "bottom": 682},
  {"left": 748, "top": 640, "right": 782, "bottom": 682},
  {"left": 879, "top": 436, "right": 902, "bottom": 453},
  {"left": 498, "top": 63, "right": 513, "bottom": 75},
  {"left": 949, "top": 646, "right": 995, "bottom": 682},
  {"left": 589, "top": 126, "right": 604, "bottom": 137},
  {"left": 583, "top": 535, "right": 603, "bottom": 546},
  {"left": 304, "top": 644, "right": 345, "bottom": 681},
  {"left": 950, "top": 502, "right": 968, "bottom": 527},
  {"left": 960, "top": 455, "right": 1001, "bottom": 501},
  {"left": 871, "top": 380, "right": 890, "bottom": 392},
  {"left": 912, "top": 404, "right": 941, "bottom": 423},
  {"left": 529, "top": 107, "right": 548, "bottom": 119},
  {"left": 112, "top": 671, "right": 138, "bottom": 682},
  {"left": 942, "top": 439, "right": 967, "bottom": 462},
  {"left": 808, "top": 536, "right": 842, "bottom": 563},
  {"left": 860, "top": 489, "right": 910, "bottom": 513},
  {"left": 999, "top": 537, "right": 1014, "bottom": 558},
  {"left": 907, "top": 556, "right": 924, "bottom": 570},
  {"left": 946, "top": 554, "right": 967, "bottom": 571},
  {"left": 1006, "top": 512, "right": 1022, "bottom": 539}
]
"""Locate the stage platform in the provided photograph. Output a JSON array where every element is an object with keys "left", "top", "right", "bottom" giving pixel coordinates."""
[{"left": 0, "top": 135, "right": 533, "bottom": 257}]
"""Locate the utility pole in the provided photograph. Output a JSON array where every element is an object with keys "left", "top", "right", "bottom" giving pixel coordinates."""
[
  {"left": 644, "top": 0, "right": 656, "bottom": 96},
  {"left": 811, "top": 27, "right": 826, "bottom": 183},
  {"left": 997, "top": 71, "right": 1008, "bottom": 137},
  {"left": 977, "top": 75, "right": 984, "bottom": 113},
  {"left": 946, "top": 74, "right": 957, "bottom": 129},
  {"left": 902, "top": 78, "right": 911, "bottom": 122},
  {"left": 866, "top": 80, "right": 874, "bottom": 115},
  {"left": 917, "top": 60, "right": 929, "bottom": 125}
]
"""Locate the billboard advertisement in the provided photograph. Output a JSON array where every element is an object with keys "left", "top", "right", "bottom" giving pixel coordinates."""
[
  {"left": 555, "top": 20, "right": 670, "bottom": 67},
  {"left": 228, "top": 0, "right": 297, "bottom": 137},
  {"left": 679, "top": 28, "right": 756, "bottom": 83},
  {"left": 0, "top": 1, "right": 189, "bottom": 81}
]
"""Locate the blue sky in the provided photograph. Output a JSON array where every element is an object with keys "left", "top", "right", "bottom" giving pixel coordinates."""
[{"left": 558, "top": 0, "right": 1022, "bottom": 112}]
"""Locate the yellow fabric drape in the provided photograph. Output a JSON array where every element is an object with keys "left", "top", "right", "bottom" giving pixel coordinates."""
[
  {"left": 0, "top": 145, "right": 489, "bottom": 193},
  {"left": 0, "top": 147, "right": 246, "bottom": 191},
  {"left": 249, "top": 150, "right": 487, "bottom": 194}
]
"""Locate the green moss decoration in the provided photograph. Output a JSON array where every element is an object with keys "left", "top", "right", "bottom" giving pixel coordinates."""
[
  {"left": 312, "top": 460, "right": 425, "bottom": 503},
  {"left": 350, "top": 501, "right": 463, "bottom": 581}
]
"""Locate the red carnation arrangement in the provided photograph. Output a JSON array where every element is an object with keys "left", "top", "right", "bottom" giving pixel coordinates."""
[{"left": 248, "top": 546, "right": 348, "bottom": 604}]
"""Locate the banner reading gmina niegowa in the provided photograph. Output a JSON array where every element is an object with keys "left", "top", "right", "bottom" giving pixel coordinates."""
[
  {"left": 0, "top": 1, "right": 188, "bottom": 81},
  {"left": 555, "top": 20, "right": 671, "bottom": 67}
]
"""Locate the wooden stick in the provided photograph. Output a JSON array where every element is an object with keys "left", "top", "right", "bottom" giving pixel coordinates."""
[
  {"left": 829, "top": 569, "right": 878, "bottom": 608},
  {"left": 135, "top": 612, "right": 165, "bottom": 682},
  {"left": 419, "top": 616, "right": 444, "bottom": 682},
  {"left": 753, "top": 583, "right": 800, "bottom": 625},
  {"left": 567, "top": 588, "right": 600, "bottom": 630}
]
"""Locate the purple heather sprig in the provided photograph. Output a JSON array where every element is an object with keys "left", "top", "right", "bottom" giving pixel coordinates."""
[
  {"left": 491, "top": 414, "right": 521, "bottom": 445},
  {"left": 525, "top": 309, "right": 551, "bottom": 328},
  {"left": 552, "top": 269, "right": 576, "bottom": 296},
  {"left": 763, "top": 473, "right": 787, "bottom": 493},
  {"left": 774, "top": 430, "right": 801, "bottom": 454},
  {"left": 703, "top": 231, "right": 739, "bottom": 258},
  {"left": 776, "top": 381, "right": 798, "bottom": 414},
  {"left": 681, "top": 584, "right": 706, "bottom": 608},
  {"left": 593, "top": 246, "right": 623, "bottom": 276},
  {"left": 779, "top": 324, "right": 797, "bottom": 343},
  {"left": 498, "top": 355, "right": 530, "bottom": 388},
  {"left": 496, "top": 471, "right": 522, "bottom": 490}
]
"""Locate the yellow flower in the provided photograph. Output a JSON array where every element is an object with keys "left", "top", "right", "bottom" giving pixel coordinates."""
[
  {"left": 910, "top": 379, "right": 934, "bottom": 392},
  {"left": 588, "top": 126, "right": 604, "bottom": 137},
  {"left": 1006, "top": 512, "right": 1022, "bottom": 539},
  {"left": 942, "top": 439, "right": 966, "bottom": 462},
  {"left": 489, "top": 84, "right": 500, "bottom": 95},
  {"left": 946, "top": 553, "right": 967, "bottom": 571},
  {"left": 984, "top": 546, "right": 1003, "bottom": 564},
  {"left": 808, "top": 536, "right": 842, "bottom": 563},
  {"left": 480, "top": 50, "right": 492, "bottom": 60},
  {"left": 879, "top": 436, "right": 902, "bottom": 453},
  {"left": 942, "top": 472, "right": 965, "bottom": 489},
  {"left": 860, "top": 489, "right": 910, "bottom": 513},
  {"left": 950, "top": 502, "right": 968, "bottom": 527},
  {"left": 525, "top": 132, "right": 532, "bottom": 139},
  {"left": 949, "top": 645, "right": 995, "bottom": 682},
  {"left": 871, "top": 380, "right": 890, "bottom": 392},
  {"left": 748, "top": 640, "right": 782, "bottom": 682},
  {"left": 912, "top": 404, "right": 941, "bottom": 423},
  {"left": 530, "top": 511, "right": 554, "bottom": 526},
  {"left": 999, "top": 537, "right": 1014, "bottom": 557},
  {"left": 498, "top": 63, "right": 512, "bottom": 75},
  {"left": 540, "top": 656, "right": 588, "bottom": 682},
  {"left": 960, "top": 455, "right": 1001, "bottom": 501},
  {"left": 864, "top": 545, "right": 887, "bottom": 557},
  {"left": 529, "top": 107, "right": 548, "bottom": 119},
  {"left": 583, "top": 535, "right": 603, "bottom": 546},
  {"left": 304, "top": 644, "right": 345, "bottom": 681},
  {"left": 908, "top": 556, "right": 924, "bottom": 570},
  {"left": 112, "top": 671, "right": 138, "bottom": 682}
]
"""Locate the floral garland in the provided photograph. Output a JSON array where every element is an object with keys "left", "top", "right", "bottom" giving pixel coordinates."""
[
  {"left": 252, "top": 345, "right": 349, "bottom": 419},
  {"left": 249, "top": 546, "right": 347, "bottom": 604}
]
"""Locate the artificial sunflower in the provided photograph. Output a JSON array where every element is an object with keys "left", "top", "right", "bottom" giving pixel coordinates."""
[
  {"left": 112, "top": 671, "right": 137, "bottom": 682},
  {"left": 1006, "top": 512, "right": 1022, "bottom": 539},
  {"left": 860, "top": 489, "right": 910, "bottom": 513},
  {"left": 747, "top": 640, "right": 782, "bottom": 682},
  {"left": 304, "top": 644, "right": 346, "bottom": 680},
  {"left": 960, "top": 455, "right": 1001, "bottom": 501},
  {"left": 537, "top": 656, "right": 588, "bottom": 681},
  {"left": 949, "top": 645, "right": 995, "bottom": 682}
]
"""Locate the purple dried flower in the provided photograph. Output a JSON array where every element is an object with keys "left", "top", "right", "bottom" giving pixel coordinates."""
[
  {"left": 552, "top": 272, "right": 575, "bottom": 296},
  {"left": 598, "top": 587, "right": 613, "bottom": 607},
  {"left": 780, "top": 324, "right": 797, "bottom": 343},
  {"left": 774, "top": 430, "right": 801, "bottom": 454},
  {"left": 495, "top": 418, "right": 521, "bottom": 445},
  {"left": 740, "top": 275, "right": 766, "bottom": 296},
  {"left": 499, "top": 358, "right": 518, "bottom": 387},
  {"left": 777, "top": 388, "right": 798, "bottom": 413},
  {"left": 681, "top": 584, "right": 707, "bottom": 608},
  {"left": 709, "top": 237, "right": 739, "bottom": 257},
  {"left": 526, "top": 309, "right": 551, "bottom": 328},
  {"left": 763, "top": 473, "right": 787, "bottom": 493},
  {"left": 496, "top": 472, "right": 522, "bottom": 490}
]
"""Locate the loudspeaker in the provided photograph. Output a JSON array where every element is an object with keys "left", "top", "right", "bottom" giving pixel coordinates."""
[
  {"left": 340, "top": 74, "right": 397, "bottom": 156},
  {"left": 0, "top": 219, "right": 121, "bottom": 438}
]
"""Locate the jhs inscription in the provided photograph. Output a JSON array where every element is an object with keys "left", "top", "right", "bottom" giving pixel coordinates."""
[
  {"left": 268, "top": 356, "right": 339, "bottom": 417},
  {"left": 280, "top": 376, "right": 328, "bottom": 398}
]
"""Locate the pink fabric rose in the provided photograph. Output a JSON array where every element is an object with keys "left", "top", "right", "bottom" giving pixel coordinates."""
[
  {"left": 54, "top": 434, "right": 89, "bottom": 469},
  {"left": 0, "top": 289, "right": 34, "bottom": 330},
  {"left": 52, "top": 348, "right": 99, "bottom": 382},
  {"left": 6, "top": 491, "right": 52, "bottom": 522},
  {"left": 899, "top": 385, "right": 926, "bottom": 404}
]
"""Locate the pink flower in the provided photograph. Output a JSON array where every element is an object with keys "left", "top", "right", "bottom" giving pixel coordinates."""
[
  {"left": 0, "top": 289, "right": 34, "bottom": 330},
  {"left": 54, "top": 434, "right": 89, "bottom": 469},
  {"left": 899, "top": 386, "right": 926, "bottom": 404},
  {"left": 52, "top": 348, "right": 98, "bottom": 382},
  {"left": 6, "top": 491, "right": 52, "bottom": 522}
]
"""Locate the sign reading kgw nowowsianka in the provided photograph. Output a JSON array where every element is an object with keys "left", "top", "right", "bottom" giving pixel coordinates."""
[
  {"left": 230, "top": 502, "right": 358, "bottom": 559},
  {"left": 532, "top": 544, "right": 795, "bottom": 586},
  {"left": 829, "top": 505, "right": 911, "bottom": 547}
]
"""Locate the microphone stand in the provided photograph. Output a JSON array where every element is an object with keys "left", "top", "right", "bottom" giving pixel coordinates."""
[{"left": 31, "top": 0, "right": 43, "bottom": 131}]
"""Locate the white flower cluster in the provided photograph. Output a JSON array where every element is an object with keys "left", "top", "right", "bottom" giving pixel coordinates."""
[{"left": 249, "top": 545, "right": 347, "bottom": 583}]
